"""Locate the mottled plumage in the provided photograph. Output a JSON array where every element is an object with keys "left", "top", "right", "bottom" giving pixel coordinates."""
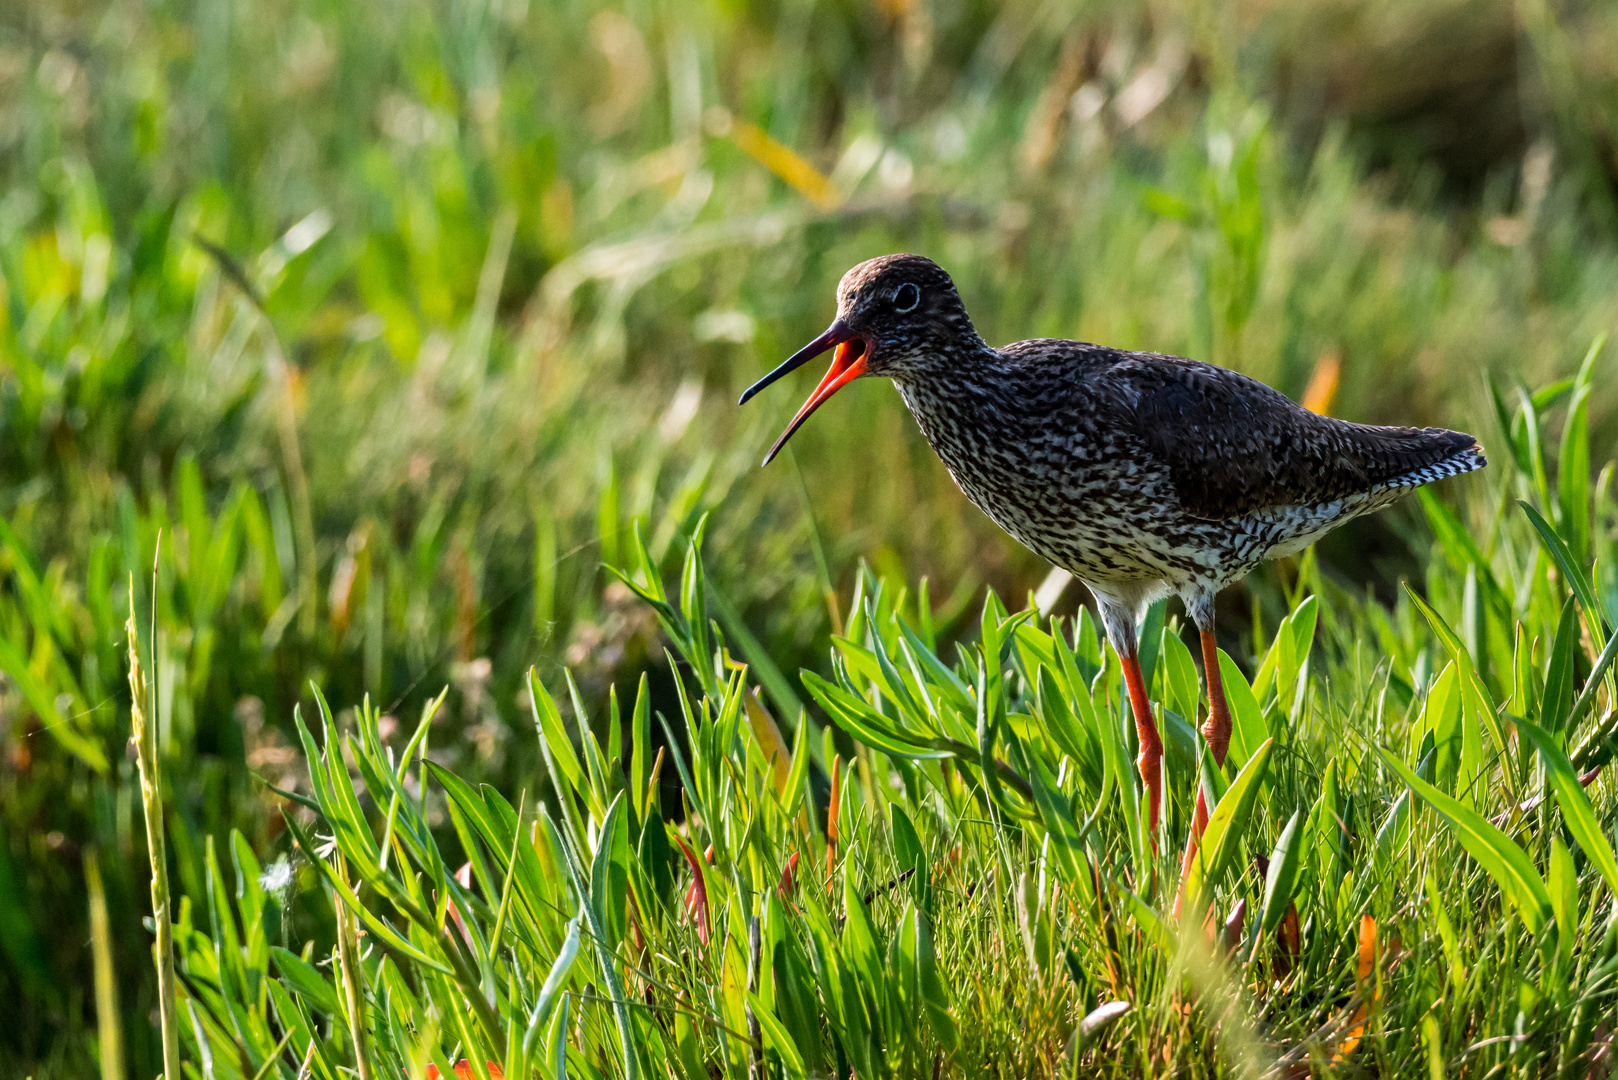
[
  {"left": 895, "top": 336, "right": 1484, "bottom": 628},
  {"left": 742, "top": 253, "right": 1486, "bottom": 835}
]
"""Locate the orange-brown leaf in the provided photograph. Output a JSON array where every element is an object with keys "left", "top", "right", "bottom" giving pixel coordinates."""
[
  {"left": 743, "top": 688, "right": 792, "bottom": 793},
  {"left": 424, "top": 1062, "right": 505, "bottom": 1080},
  {"left": 776, "top": 851, "right": 800, "bottom": 900},
  {"left": 1356, "top": 915, "right": 1378, "bottom": 985},
  {"left": 1330, "top": 916, "right": 1385, "bottom": 1067},
  {"left": 1331, "top": 1004, "right": 1371, "bottom": 1065},
  {"left": 673, "top": 835, "right": 709, "bottom": 946},
  {"left": 1276, "top": 904, "right": 1300, "bottom": 977},
  {"left": 1302, "top": 350, "right": 1341, "bottom": 416}
]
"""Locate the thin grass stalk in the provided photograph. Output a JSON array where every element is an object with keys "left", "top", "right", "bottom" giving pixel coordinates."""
[
  {"left": 84, "top": 847, "right": 126, "bottom": 1080},
  {"left": 127, "top": 587, "right": 180, "bottom": 1079},
  {"left": 334, "top": 855, "right": 375, "bottom": 1080}
]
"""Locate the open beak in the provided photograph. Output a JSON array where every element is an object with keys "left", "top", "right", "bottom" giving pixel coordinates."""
[{"left": 738, "top": 319, "right": 867, "bottom": 465}]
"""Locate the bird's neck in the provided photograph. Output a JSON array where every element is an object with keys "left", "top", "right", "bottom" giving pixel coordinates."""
[{"left": 891, "top": 339, "right": 1010, "bottom": 455}]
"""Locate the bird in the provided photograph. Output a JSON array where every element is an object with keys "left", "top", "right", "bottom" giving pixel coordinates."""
[{"left": 740, "top": 253, "right": 1485, "bottom": 852}]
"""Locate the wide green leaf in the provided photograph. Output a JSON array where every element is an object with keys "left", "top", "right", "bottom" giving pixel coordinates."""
[
  {"left": 1541, "top": 598, "right": 1578, "bottom": 733},
  {"left": 749, "top": 992, "right": 808, "bottom": 1079},
  {"left": 589, "top": 793, "right": 630, "bottom": 951},
  {"left": 1558, "top": 336, "right": 1603, "bottom": 564},
  {"left": 1259, "top": 809, "right": 1304, "bottom": 937},
  {"left": 802, "top": 670, "right": 953, "bottom": 760},
  {"left": 270, "top": 947, "right": 340, "bottom": 1017},
  {"left": 1183, "top": 737, "right": 1274, "bottom": 914},
  {"left": 1216, "top": 651, "right": 1269, "bottom": 773},
  {"left": 840, "top": 863, "right": 886, "bottom": 1000},
  {"left": 528, "top": 668, "right": 587, "bottom": 801},
  {"left": 1407, "top": 588, "right": 1510, "bottom": 797},
  {"left": 520, "top": 918, "right": 580, "bottom": 1062},
  {"left": 1160, "top": 627, "right": 1202, "bottom": 733},
  {"left": 1550, "top": 835, "right": 1577, "bottom": 971}
]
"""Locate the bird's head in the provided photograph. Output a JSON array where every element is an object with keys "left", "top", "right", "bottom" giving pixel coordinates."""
[{"left": 739, "top": 254, "right": 975, "bottom": 464}]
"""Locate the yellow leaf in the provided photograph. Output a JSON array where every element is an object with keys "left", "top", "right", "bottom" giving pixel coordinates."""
[
  {"left": 721, "top": 114, "right": 841, "bottom": 210},
  {"left": 1302, "top": 350, "right": 1341, "bottom": 416},
  {"left": 743, "top": 687, "right": 792, "bottom": 794}
]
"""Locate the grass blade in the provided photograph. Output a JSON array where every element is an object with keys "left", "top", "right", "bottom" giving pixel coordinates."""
[
  {"left": 914, "top": 908, "right": 957, "bottom": 1051},
  {"left": 1541, "top": 597, "right": 1578, "bottom": 733},
  {"left": 1259, "top": 809, "right": 1305, "bottom": 937},
  {"left": 126, "top": 586, "right": 180, "bottom": 1080},
  {"left": 1183, "top": 738, "right": 1275, "bottom": 916},
  {"left": 748, "top": 992, "right": 808, "bottom": 1079},
  {"left": 1217, "top": 651, "right": 1269, "bottom": 773},
  {"left": 1518, "top": 717, "right": 1618, "bottom": 895},
  {"left": 1570, "top": 624, "right": 1618, "bottom": 767},
  {"left": 1378, "top": 748, "right": 1552, "bottom": 934},
  {"left": 84, "top": 848, "right": 125, "bottom": 1080},
  {"left": 1520, "top": 501, "right": 1609, "bottom": 640}
]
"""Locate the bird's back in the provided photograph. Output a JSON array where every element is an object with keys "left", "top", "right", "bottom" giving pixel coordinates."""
[
  {"left": 1078, "top": 345, "right": 1485, "bottom": 520},
  {"left": 897, "top": 339, "right": 1484, "bottom": 586}
]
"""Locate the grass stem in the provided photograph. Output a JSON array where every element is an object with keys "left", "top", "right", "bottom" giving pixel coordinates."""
[
  {"left": 334, "top": 856, "right": 375, "bottom": 1080},
  {"left": 127, "top": 586, "right": 180, "bottom": 1080}
]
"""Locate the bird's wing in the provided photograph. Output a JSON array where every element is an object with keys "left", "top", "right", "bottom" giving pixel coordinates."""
[{"left": 1103, "top": 352, "right": 1480, "bottom": 520}]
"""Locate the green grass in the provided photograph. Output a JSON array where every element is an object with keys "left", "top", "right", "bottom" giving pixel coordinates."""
[
  {"left": 4, "top": 0, "right": 1618, "bottom": 1074},
  {"left": 142, "top": 372, "right": 1618, "bottom": 1077}
]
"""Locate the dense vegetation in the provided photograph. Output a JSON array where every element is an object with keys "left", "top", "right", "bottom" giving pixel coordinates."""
[
  {"left": 130, "top": 399, "right": 1618, "bottom": 1077},
  {"left": 2, "top": 0, "right": 1618, "bottom": 1075}
]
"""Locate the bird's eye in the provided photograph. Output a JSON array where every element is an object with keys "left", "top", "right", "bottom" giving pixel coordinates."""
[{"left": 892, "top": 282, "right": 921, "bottom": 313}]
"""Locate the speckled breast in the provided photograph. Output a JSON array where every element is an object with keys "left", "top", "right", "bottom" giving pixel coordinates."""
[{"left": 895, "top": 378, "right": 1219, "bottom": 586}]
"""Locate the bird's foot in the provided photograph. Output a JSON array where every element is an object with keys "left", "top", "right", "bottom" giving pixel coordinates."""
[{"left": 1200, "top": 709, "right": 1232, "bottom": 768}]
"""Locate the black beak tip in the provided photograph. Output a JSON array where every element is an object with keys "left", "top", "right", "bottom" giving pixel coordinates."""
[{"left": 738, "top": 377, "right": 775, "bottom": 406}]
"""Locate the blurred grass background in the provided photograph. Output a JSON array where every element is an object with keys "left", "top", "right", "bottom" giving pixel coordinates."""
[{"left": 2, "top": 0, "right": 1618, "bottom": 1073}]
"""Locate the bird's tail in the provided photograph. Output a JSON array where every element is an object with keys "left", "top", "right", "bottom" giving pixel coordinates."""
[{"left": 1384, "top": 439, "right": 1487, "bottom": 489}]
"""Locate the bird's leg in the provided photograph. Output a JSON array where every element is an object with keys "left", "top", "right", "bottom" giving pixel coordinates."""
[
  {"left": 1199, "top": 624, "right": 1233, "bottom": 769},
  {"left": 1173, "top": 621, "right": 1236, "bottom": 920},
  {"left": 1120, "top": 651, "right": 1162, "bottom": 836},
  {"left": 1174, "top": 781, "right": 1212, "bottom": 921}
]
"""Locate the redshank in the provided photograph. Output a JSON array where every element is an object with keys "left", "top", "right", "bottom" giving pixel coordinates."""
[{"left": 741, "top": 254, "right": 1485, "bottom": 838}]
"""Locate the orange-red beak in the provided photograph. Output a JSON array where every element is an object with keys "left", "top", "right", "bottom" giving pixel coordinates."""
[{"left": 739, "top": 319, "right": 867, "bottom": 466}]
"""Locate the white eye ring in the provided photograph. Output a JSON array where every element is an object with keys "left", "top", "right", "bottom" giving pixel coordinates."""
[{"left": 892, "top": 282, "right": 921, "bottom": 313}]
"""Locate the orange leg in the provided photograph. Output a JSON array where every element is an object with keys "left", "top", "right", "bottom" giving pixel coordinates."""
[
  {"left": 1174, "top": 623, "right": 1236, "bottom": 919},
  {"left": 1199, "top": 626, "right": 1233, "bottom": 769},
  {"left": 1120, "top": 652, "right": 1162, "bottom": 836},
  {"left": 1173, "top": 789, "right": 1212, "bottom": 920}
]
